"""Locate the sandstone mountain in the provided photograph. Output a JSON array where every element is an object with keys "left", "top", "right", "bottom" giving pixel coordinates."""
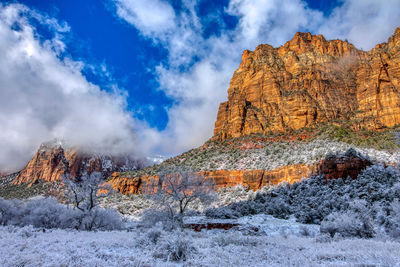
[
  {"left": 106, "top": 27, "right": 400, "bottom": 195},
  {"left": 5, "top": 28, "right": 400, "bottom": 197},
  {"left": 213, "top": 27, "right": 400, "bottom": 140},
  {"left": 12, "top": 140, "right": 144, "bottom": 186}
]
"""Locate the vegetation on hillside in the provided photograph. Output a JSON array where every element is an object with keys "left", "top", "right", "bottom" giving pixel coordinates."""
[
  {"left": 119, "top": 124, "right": 400, "bottom": 178},
  {"left": 206, "top": 164, "right": 400, "bottom": 238}
]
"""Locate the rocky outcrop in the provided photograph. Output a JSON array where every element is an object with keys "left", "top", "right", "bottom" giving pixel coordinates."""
[
  {"left": 13, "top": 142, "right": 142, "bottom": 186},
  {"left": 108, "top": 164, "right": 316, "bottom": 194},
  {"left": 318, "top": 152, "right": 372, "bottom": 180},
  {"left": 107, "top": 173, "right": 143, "bottom": 195},
  {"left": 108, "top": 150, "right": 374, "bottom": 194},
  {"left": 203, "top": 165, "right": 314, "bottom": 189},
  {"left": 213, "top": 27, "right": 400, "bottom": 140}
]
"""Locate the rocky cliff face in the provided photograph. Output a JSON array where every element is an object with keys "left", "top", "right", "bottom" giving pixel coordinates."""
[
  {"left": 213, "top": 27, "right": 400, "bottom": 140},
  {"left": 108, "top": 152, "right": 371, "bottom": 194},
  {"left": 108, "top": 164, "right": 314, "bottom": 194},
  {"left": 13, "top": 141, "right": 142, "bottom": 186},
  {"left": 317, "top": 153, "right": 372, "bottom": 180}
]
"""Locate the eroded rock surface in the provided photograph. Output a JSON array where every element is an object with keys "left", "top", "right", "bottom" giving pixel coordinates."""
[
  {"left": 318, "top": 152, "right": 372, "bottom": 180},
  {"left": 108, "top": 164, "right": 315, "bottom": 194},
  {"left": 214, "top": 28, "right": 400, "bottom": 140},
  {"left": 13, "top": 142, "right": 142, "bottom": 186}
]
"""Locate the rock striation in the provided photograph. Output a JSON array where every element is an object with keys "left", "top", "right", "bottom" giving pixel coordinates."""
[
  {"left": 108, "top": 151, "right": 372, "bottom": 194},
  {"left": 213, "top": 27, "right": 400, "bottom": 140},
  {"left": 108, "top": 164, "right": 315, "bottom": 194},
  {"left": 13, "top": 141, "right": 143, "bottom": 186}
]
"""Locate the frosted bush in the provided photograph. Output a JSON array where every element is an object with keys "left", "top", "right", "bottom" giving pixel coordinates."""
[
  {"left": 146, "top": 228, "right": 162, "bottom": 244},
  {"left": 212, "top": 233, "right": 259, "bottom": 247},
  {"left": 24, "top": 197, "right": 77, "bottom": 229},
  {"left": 78, "top": 207, "right": 124, "bottom": 231},
  {"left": 387, "top": 200, "right": 400, "bottom": 238},
  {"left": 205, "top": 206, "right": 240, "bottom": 219},
  {"left": 0, "top": 197, "right": 123, "bottom": 231},
  {"left": 320, "top": 200, "right": 375, "bottom": 238},
  {"left": 139, "top": 209, "right": 179, "bottom": 231},
  {"left": 0, "top": 198, "right": 23, "bottom": 226},
  {"left": 152, "top": 232, "right": 196, "bottom": 262}
]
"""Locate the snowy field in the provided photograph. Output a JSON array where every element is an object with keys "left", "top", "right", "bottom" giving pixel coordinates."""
[{"left": 1, "top": 214, "right": 400, "bottom": 266}]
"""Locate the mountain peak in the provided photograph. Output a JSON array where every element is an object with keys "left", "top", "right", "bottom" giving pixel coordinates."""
[
  {"left": 13, "top": 142, "right": 144, "bottom": 185},
  {"left": 214, "top": 26, "right": 400, "bottom": 140}
]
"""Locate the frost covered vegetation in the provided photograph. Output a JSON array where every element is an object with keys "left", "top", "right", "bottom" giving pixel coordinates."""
[
  {"left": 2, "top": 125, "right": 400, "bottom": 265},
  {"left": 2, "top": 164, "right": 400, "bottom": 265},
  {"left": 206, "top": 164, "right": 400, "bottom": 239},
  {"left": 1, "top": 217, "right": 400, "bottom": 266},
  {"left": 122, "top": 125, "right": 400, "bottom": 176},
  {"left": 102, "top": 163, "right": 400, "bottom": 241},
  {"left": 0, "top": 172, "right": 124, "bottom": 231},
  {"left": 0, "top": 197, "right": 123, "bottom": 230}
]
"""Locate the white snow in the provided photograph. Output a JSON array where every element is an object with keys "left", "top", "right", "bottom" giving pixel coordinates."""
[{"left": 1, "top": 214, "right": 400, "bottom": 266}]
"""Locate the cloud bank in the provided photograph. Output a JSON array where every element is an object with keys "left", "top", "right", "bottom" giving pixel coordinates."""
[
  {"left": 114, "top": 0, "right": 400, "bottom": 156},
  {"left": 0, "top": 4, "right": 138, "bottom": 173}
]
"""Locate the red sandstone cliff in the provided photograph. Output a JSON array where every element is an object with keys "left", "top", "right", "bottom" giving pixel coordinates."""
[
  {"left": 213, "top": 27, "right": 400, "bottom": 139},
  {"left": 12, "top": 142, "right": 142, "bottom": 186},
  {"left": 107, "top": 164, "right": 314, "bottom": 194},
  {"left": 107, "top": 154, "right": 371, "bottom": 194}
]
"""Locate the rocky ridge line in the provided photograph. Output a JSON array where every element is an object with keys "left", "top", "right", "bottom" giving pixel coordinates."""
[{"left": 213, "top": 27, "right": 400, "bottom": 139}]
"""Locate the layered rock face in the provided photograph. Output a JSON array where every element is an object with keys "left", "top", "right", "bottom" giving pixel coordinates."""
[
  {"left": 108, "top": 153, "right": 372, "bottom": 194},
  {"left": 13, "top": 142, "right": 142, "bottom": 186},
  {"left": 214, "top": 27, "right": 400, "bottom": 139},
  {"left": 108, "top": 164, "right": 315, "bottom": 194},
  {"left": 318, "top": 154, "right": 372, "bottom": 180}
]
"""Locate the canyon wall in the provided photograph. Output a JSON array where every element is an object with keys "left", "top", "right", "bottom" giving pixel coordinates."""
[
  {"left": 108, "top": 154, "right": 371, "bottom": 194},
  {"left": 108, "top": 164, "right": 314, "bottom": 194},
  {"left": 213, "top": 28, "right": 400, "bottom": 139},
  {"left": 12, "top": 142, "right": 142, "bottom": 186}
]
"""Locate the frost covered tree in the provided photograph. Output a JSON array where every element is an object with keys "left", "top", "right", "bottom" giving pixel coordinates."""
[
  {"left": 61, "top": 172, "right": 121, "bottom": 230},
  {"left": 147, "top": 168, "right": 216, "bottom": 227},
  {"left": 62, "top": 172, "right": 111, "bottom": 212}
]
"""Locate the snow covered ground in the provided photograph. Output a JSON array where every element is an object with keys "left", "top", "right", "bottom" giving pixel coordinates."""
[{"left": 1, "top": 214, "right": 400, "bottom": 266}]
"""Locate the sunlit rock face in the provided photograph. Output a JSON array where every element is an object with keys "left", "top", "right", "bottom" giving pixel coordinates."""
[
  {"left": 108, "top": 153, "right": 372, "bottom": 194},
  {"left": 108, "top": 164, "right": 315, "bottom": 193},
  {"left": 13, "top": 141, "right": 143, "bottom": 186},
  {"left": 213, "top": 27, "right": 400, "bottom": 140}
]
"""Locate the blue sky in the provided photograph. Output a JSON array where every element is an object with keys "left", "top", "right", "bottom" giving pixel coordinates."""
[
  {"left": 3, "top": 0, "right": 340, "bottom": 131},
  {"left": 0, "top": 0, "right": 399, "bottom": 172}
]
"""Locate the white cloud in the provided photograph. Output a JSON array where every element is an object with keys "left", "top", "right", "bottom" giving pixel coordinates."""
[
  {"left": 318, "top": 0, "right": 400, "bottom": 50},
  {"left": 0, "top": 4, "right": 138, "bottom": 173},
  {"left": 115, "top": 0, "right": 176, "bottom": 37},
  {"left": 227, "top": 0, "right": 323, "bottom": 46},
  {"left": 113, "top": 0, "right": 400, "bottom": 157}
]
